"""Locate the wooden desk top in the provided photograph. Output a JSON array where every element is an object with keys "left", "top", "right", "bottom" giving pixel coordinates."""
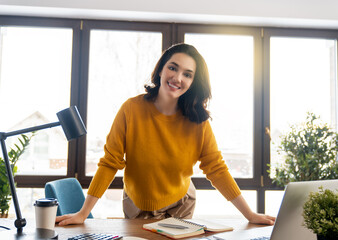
[{"left": 0, "top": 218, "right": 266, "bottom": 240}]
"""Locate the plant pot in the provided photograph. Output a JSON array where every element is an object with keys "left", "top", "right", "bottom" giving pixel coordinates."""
[
  {"left": 0, "top": 213, "right": 8, "bottom": 218},
  {"left": 317, "top": 234, "right": 336, "bottom": 240}
]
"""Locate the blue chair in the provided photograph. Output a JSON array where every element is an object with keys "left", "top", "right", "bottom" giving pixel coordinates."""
[{"left": 45, "top": 178, "right": 94, "bottom": 218}]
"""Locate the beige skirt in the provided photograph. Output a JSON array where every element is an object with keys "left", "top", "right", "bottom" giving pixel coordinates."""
[{"left": 123, "top": 181, "right": 196, "bottom": 219}]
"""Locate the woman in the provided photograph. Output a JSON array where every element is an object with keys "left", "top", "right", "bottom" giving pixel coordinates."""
[{"left": 56, "top": 43, "right": 275, "bottom": 225}]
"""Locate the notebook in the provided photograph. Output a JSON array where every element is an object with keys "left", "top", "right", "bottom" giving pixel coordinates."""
[
  {"left": 142, "top": 217, "right": 233, "bottom": 239},
  {"left": 212, "top": 179, "right": 338, "bottom": 240}
]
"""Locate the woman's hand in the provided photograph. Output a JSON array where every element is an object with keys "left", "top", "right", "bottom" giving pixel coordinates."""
[
  {"left": 246, "top": 212, "right": 276, "bottom": 225},
  {"left": 230, "top": 194, "right": 276, "bottom": 225},
  {"left": 55, "top": 211, "right": 87, "bottom": 226},
  {"left": 56, "top": 194, "right": 99, "bottom": 226}
]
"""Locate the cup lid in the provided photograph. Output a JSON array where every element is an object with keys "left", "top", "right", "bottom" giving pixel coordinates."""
[{"left": 34, "top": 198, "right": 58, "bottom": 207}]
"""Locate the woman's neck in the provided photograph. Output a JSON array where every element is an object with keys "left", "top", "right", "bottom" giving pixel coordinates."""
[{"left": 154, "top": 95, "right": 179, "bottom": 116}]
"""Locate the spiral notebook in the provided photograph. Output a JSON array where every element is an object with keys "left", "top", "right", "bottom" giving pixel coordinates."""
[{"left": 143, "top": 217, "right": 233, "bottom": 239}]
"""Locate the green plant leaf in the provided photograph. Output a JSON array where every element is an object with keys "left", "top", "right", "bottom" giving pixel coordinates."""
[
  {"left": 0, "top": 133, "right": 34, "bottom": 214},
  {"left": 302, "top": 187, "right": 338, "bottom": 236},
  {"left": 269, "top": 112, "right": 338, "bottom": 187}
]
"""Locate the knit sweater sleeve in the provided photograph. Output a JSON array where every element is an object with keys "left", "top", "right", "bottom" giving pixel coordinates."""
[
  {"left": 87, "top": 100, "right": 128, "bottom": 198},
  {"left": 199, "top": 121, "right": 241, "bottom": 201}
]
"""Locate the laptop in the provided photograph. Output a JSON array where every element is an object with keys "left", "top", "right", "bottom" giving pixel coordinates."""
[{"left": 212, "top": 179, "right": 338, "bottom": 240}]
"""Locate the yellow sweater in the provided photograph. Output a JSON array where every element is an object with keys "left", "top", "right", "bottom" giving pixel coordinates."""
[{"left": 88, "top": 94, "right": 241, "bottom": 211}]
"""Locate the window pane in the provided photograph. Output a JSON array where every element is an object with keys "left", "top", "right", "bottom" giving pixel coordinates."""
[
  {"left": 185, "top": 34, "right": 254, "bottom": 178},
  {"left": 195, "top": 190, "right": 256, "bottom": 218},
  {"left": 84, "top": 189, "right": 124, "bottom": 218},
  {"left": 265, "top": 190, "right": 284, "bottom": 216},
  {"left": 11, "top": 188, "right": 255, "bottom": 219},
  {"left": 0, "top": 27, "right": 73, "bottom": 175},
  {"left": 86, "top": 30, "right": 162, "bottom": 176},
  {"left": 8, "top": 188, "right": 44, "bottom": 218},
  {"left": 270, "top": 37, "right": 337, "bottom": 171}
]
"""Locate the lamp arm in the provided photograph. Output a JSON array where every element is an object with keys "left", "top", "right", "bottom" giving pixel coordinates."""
[
  {"left": 3, "top": 121, "right": 60, "bottom": 139},
  {"left": 0, "top": 121, "right": 60, "bottom": 233},
  {"left": 0, "top": 138, "right": 26, "bottom": 233}
]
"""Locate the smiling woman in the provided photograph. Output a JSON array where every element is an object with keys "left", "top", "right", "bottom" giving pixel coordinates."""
[{"left": 55, "top": 43, "right": 275, "bottom": 227}]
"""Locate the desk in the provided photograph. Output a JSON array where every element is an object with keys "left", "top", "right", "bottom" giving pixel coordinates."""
[{"left": 0, "top": 218, "right": 265, "bottom": 239}]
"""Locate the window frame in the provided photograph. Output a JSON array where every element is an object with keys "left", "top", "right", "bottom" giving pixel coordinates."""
[
  {"left": 176, "top": 24, "right": 264, "bottom": 192},
  {"left": 261, "top": 27, "right": 338, "bottom": 212},
  {"left": 0, "top": 15, "right": 82, "bottom": 187},
  {"left": 262, "top": 27, "right": 338, "bottom": 187},
  {"left": 76, "top": 20, "right": 173, "bottom": 188}
]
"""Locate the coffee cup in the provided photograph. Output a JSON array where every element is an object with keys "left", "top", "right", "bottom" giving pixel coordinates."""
[{"left": 34, "top": 198, "right": 58, "bottom": 230}]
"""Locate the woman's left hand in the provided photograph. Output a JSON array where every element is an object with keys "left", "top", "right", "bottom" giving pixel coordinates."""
[
  {"left": 247, "top": 212, "right": 276, "bottom": 225},
  {"left": 230, "top": 194, "right": 276, "bottom": 225}
]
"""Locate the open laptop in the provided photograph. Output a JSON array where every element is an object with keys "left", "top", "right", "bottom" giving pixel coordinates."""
[{"left": 212, "top": 179, "right": 338, "bottom": 240}]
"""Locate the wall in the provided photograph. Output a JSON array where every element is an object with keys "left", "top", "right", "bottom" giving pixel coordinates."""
[{"left": 0, "top": 0, "right": 338, "bottom": 28}]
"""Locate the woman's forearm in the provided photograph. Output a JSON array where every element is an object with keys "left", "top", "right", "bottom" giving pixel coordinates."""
[
  {"left": 80, "top": 195, "right": 99, "bottom": 218},
  {"left": 230, "top": 194, "right": 276, "bottom": 225},
  {"left": 230, "top": 194, "right": 255, "bottom": 220}
]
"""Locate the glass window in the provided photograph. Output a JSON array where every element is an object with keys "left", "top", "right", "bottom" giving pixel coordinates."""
[
  {"left": 8, "top": 188, "right": 44, "bottom": 219},
  {"left": 265, "top": 190, "right": 284, "bottom": 216},
  {"left": 195, "top": 190, "right": 256, "bottom": 218},
  {"left": 86, "top": 30, "right": 162, "bottom": 176},
  {"left": 185, "top": 33, "right": 254, "bottom": 178},
  {"left": 84, "top": 189, "right": 124, "bottom": 218},
  {"left": 11, "top": 188, "right": 256, "bottom": 219},
  {"left": 0, "top": 26, "right": 73, "bottom": 175},
  {"left": 269, "top": 37, "right": 337, "bottom": 172}
]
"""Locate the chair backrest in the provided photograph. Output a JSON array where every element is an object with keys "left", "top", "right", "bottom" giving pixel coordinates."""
[{"left": 45, "top": 178, "right": 93, "bottom": 218}]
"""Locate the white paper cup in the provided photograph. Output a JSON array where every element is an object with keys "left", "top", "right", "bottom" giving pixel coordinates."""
[{"left": 34, "top": 198, "right": 58, "bottom": 230}]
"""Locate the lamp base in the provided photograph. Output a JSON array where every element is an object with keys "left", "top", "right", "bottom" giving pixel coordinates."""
[{"left": 0, "top": 228, "right": 58, "bottom": 239}]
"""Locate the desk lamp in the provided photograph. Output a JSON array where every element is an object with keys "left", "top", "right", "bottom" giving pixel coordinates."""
[{"left": 0, "top": 106, "right": 86, "bottom": 239}]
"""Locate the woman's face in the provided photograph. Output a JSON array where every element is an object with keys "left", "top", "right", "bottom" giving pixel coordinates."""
[{"left": 158, "top": 52, "right": 196, "bottom": 101}]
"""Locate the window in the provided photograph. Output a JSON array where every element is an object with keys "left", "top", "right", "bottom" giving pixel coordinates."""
[
  {"left": 269, "top": 36, "right": 337, "bottom": 171},
  {"left": 175, "top": 25, "right": 265, "bottom": 213},
  {"left": 185, "top": 33, "right": 255, "bottom": 179},
  {"left": 86, "top": 30, "right": 162, "bottom": 177},
  {"left": 263, "top": 29, "right": 338, "bottom": 212},
  {"left": 0, "top": 25, "right": 73, "bottom": 176},
  {"left": 76, "top": 21, "right": 172, "bottom": 186}
]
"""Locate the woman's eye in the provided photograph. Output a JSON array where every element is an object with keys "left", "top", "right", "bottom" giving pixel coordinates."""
[
  {"left": 168, "top": 66, "right": 176, "bottom": 71},
  {"left": 184, "top": 73, "right": 192, "bottom": 78}
]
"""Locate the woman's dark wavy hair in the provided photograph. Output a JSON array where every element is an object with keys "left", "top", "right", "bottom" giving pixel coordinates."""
[{"left": 144, "top": 43, "right": 211, "bottom": 124}]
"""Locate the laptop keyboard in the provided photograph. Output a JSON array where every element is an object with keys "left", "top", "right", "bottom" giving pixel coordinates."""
[
  {"left": 68, "top": 233, "right": 123, "bottom": 240},
  {"left": 251, "top": 237, "right": 270, "bottom": 240}
]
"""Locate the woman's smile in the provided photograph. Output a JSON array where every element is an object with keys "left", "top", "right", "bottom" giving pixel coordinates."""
[{"left": 168, "top": 81, "right": 181, "bottom": 90}]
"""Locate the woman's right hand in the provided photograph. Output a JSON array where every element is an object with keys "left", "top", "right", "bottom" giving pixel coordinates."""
[
  {"left": 55, "top": 195, "right": 99, "bottom": 226},
  {"left": 56, "top": 194, "right": 99, "bottom": 226},
  {"left": 55, "top": 211, "right": 87, "bottom": 226}
]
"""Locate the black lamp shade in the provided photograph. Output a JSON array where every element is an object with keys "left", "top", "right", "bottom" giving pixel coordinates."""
[{"left": 57, "top": 106, "right": 87, "bottom": 140}]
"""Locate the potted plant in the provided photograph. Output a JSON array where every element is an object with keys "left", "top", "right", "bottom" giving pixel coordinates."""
[
  {"left": 0, "top": 134, "right": 33, "bottom": 217},
  {"left": 302, "top": 186, "right": 338, "bottom": 240},
  {"left": 269, "top": 112, "right": 338, "bottom": 187}
]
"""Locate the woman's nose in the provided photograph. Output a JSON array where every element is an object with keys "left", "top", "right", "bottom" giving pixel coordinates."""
[{"left": 173, "top": 72, "right": 183, "bottom": 82}]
